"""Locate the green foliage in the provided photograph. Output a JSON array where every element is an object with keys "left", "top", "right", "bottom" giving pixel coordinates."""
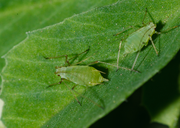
[{"left": 0, "top": 0, "right": 180, "bottom": 128}]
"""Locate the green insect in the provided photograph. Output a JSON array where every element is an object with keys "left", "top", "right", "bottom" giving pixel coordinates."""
[
  {"left": 45, "top": 47, "right": 138, "bottom": 109},
  {"left": 114, "top": 8, "right": 180, "bottom": 71},
  {"left": 45, "top": 48, "right": 108, "bottom": 109}
]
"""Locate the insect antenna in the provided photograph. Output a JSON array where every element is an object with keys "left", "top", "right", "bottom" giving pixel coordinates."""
[
  {"left": 142, "top": 8, "right": 148, "bottom": 25},
  {"left": 68, "top": 46, "right": 90, "bottom": 62},
  {"left": 146, "top": 8, "right": 156, "bottom": 24},
  {"left": 113, "top": 26, "right": 133, "bottom": 36}
]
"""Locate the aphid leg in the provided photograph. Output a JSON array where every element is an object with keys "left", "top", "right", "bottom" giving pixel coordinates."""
[
  {"left": 68, "top": 47, "right": 90, "bottom": 62},
  {"left": 63, "top": 82, "right": 82, "bottom": 106},
  {"left": 64, "top": 55, "right": 70, "bottom": 66},
  {"left": 131, "top": 51, "right": 140, "bottom": 71},
  {"left": 71, "top": 87, "right": 104, "bottom": 110},
  {"left": 87, "top": 60, "right": 140, "bottom": 73},
  {"left": 46, "top": 78, "right": 63, "bottom": 88},
  {"left": 142, "top": 8, "right": 148, "bottom": 25},
  {"left": 158, "top": 25, "right": 180, "bottom": 33},
  {"left": 72, "top": 85, "right": 77, "bottom": 90},
  {"left": 149, "top": 35, "right": 158, "bottom": 56},
  {"left": 46, "top": 82, "right": 61, "bottom": 88},
  {"left": 117, "top": 40, "right": 122, "bottom": 70},
  {"left": 47, "top": 79, "right": 82, "bottom": 106},
  {"left": 44, "top": 47, "right": 90, "bottom": 66},
  {"left": 55, "top": 66, "right": 62, "bottom": 69},
  {"left": 44, "top": 54, "right": 70, "bottom": 65},
  {"left": 155, "top": 31, "right": 161, "bottom": 35},
  {"left": 46, "top": 78, "right": 66, "bottom": 88},
  {"left": 72, "top": 52, "right": 98, "bottom": 66}
]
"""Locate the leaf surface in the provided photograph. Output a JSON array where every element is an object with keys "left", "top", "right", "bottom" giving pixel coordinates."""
[{"left": 1, "top": 1, "right": 180, "bottom": 128}]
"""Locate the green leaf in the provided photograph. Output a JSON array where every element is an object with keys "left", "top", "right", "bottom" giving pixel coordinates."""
[
  {"left": 1, "top": 1, "right": 180, "bottom": 128},
  {"left": 0, "top": 0, "right": 119, "bottom": 127},
  {"left": 142, "top": 51, "right": 180, "bottom": 128},
  {"left": 0, "top": 0, "right": 118, "bottom": 77}
]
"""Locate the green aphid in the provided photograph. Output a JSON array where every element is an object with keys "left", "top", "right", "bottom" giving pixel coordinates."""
[
  {"left": 56, "top": 66, "right": 108, "bottom": 87},
  {"left": 114, "top": 8, "right": 180, "bottom": 71},
  {"left": 45, "top": 48, "right": 108, "bottom": 109}
]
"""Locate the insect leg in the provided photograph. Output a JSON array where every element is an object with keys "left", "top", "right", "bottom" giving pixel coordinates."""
[
  {"left": 46, "top": 81, "right": 62, "bottom": 88},
  {"left": 47, "top": 78, "right": 82, "bottom": 106},
  {"left": 156, "top": 25, "right": 180, "bottom": 34},
  {"left": 72, "top": 85, "right": 77, "bottom": 90},
  {"left": 117, "top": 40, "right": 122, "bottom": 70},
  {"left": 86, "top": 60, "right": 140, "bottom": 73},
  {"left": 45, "top": 47, "right": 90, "bottom": 66},
  {"left": 46, "top": 78, "right": 67, "bottom": 88},
  {"left": 149, "top": 35, "right": 158, "bottom": 56},
  {"left": 131, "top": 51, "right": 140, "bottom": 71},
  {"left": 68, "top": 47, "right": 90, "bottom": 62},
  {"left": 44, "top": 54, "right": 70, "bottom": 65},
  {"left": 63, "top": 82, "right": 82, "bottom": 106},
  {"left": 71, "top": 87, "right": 104, "bottom": 110}
]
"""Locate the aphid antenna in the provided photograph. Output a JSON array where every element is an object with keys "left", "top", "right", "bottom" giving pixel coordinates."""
[
  {"left": 146, "top": 8, "right": 156, "bottom": 24},
  {"left": 142, "top": 8, "right": 148, "bottom": 25},
  {"left": 71, "top": 85, "right": 104, "bottom": 110},
  {"left": 113, "top": 26, "right": 133, "bottom": 36},
  {"left": 71, "top": 50, "right": 98, "bottom": 66}
]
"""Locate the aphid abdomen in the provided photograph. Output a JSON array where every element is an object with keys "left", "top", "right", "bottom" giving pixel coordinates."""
[
  {"left": 124, "top": 22, "right": 156, "bottom": 54},
  {"left": 56, "top": 66, "right": 108, "bottom": 87}
]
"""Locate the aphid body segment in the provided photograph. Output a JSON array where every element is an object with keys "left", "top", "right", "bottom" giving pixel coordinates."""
[
  {"left": 56, "top": 66, "right": 108, "bottom": 87},
  {"left": 124, "top": 22, "right": 156, "bottom": 54}
]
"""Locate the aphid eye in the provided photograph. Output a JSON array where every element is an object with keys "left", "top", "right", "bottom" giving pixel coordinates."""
[{"left": 58, "top": 75, "right": 60, "bottom": 76}]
